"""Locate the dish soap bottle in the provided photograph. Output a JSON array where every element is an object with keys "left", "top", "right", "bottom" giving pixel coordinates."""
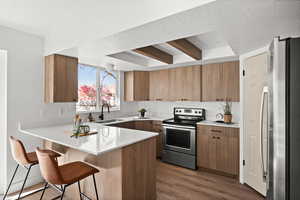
[{"left": 88, "top": 113, "right": 94, "bottom": 122}]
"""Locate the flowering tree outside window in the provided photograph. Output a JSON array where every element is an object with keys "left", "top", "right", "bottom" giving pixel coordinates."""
[
  {"left": 99, "top": 71, "right": 117, "bottom": 106},
  {"left": 76, "top": 64, "right": 119, "bottom": 112},
  {"left": 78, "top": 84, "right": 97, "bottom": 110}
]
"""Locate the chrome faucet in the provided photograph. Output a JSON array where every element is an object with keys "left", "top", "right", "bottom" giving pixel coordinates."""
[{"left": 99, "top": 102, "right": 110, "bottom": 120}]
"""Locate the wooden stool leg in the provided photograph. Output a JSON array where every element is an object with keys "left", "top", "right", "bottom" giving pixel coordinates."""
[
  {"left": 2, "top": 164, "right": 19, "bottom": 200},
  {"left": 92, "top": 174, "right": 99, "bottom": 200},
  {"left": 17, "top": 164, "right": 33, "bottom": 199}
]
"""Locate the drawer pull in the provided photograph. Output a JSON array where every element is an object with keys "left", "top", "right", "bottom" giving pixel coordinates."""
[{"left": 211, "top": 129, "right": 222, "bottom": 133}]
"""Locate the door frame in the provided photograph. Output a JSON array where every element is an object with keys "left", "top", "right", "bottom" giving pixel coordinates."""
[
  {"left": 0, "top": 49, "right": 8, "bottom": 194},
  {"left": 239, "top": 45, "right": 270, "bottom": 184}
]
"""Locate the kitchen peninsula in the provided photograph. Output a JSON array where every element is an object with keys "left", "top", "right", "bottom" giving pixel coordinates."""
[{"left": 20, "top": 123, "right": 158, "bottom": 200}]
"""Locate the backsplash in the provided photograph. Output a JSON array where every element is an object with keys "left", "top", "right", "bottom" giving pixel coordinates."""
[
  {"left": 79, "top": 101, "right": 139, "bottom": 120},
  {"left": 137, "top": 101, "right": 240, "bottom": 123}
]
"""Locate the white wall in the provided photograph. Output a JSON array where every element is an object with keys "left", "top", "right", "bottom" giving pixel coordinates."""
[
  {"left": 137, "top": 101, "right": 240, "bottom": 123},
  {"left": 0, "top": 49, "right": 7, "bottom": 193},
  {"left": 0, "top": 25, "right": 76, "bottom": 193}
]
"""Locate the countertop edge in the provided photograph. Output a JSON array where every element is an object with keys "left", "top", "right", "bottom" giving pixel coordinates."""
[
  {"left": 108, "top": 116, "right": 240, "bottom": 128},
  {"left": 101, "top": 116, "right": 240, "bottom": 128},
  {"left": 197, "top": 121, "right": 240, "bottom": 128},
  {"left": 20, "top": 127, "right": 158, "bottom": 156}
]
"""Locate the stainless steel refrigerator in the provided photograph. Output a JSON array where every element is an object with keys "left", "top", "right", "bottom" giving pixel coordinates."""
[{"left": 266, "top": 37, "right": 300, "bottom": 200}]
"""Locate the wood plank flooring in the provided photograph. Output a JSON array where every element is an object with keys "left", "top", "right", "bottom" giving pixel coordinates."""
[
  {"left": 156, "top": 161, "right": 264, "bottom": 200},
  {"left": 3, "top": 161, "right": 264, "bottom": 200}
]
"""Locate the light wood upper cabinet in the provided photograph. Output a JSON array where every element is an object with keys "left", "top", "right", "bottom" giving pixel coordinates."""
[
  {"left": 202, "top": 61, "right": 240, "bottom": 102},
  {"left": 149, "top": 69, "right": 169, "bottom": 101},
  {"left": 124, "top": 71, "right": 149, "bottom": 101},
  {"left": 184, "top": 65, "right": 202, "bottom": 101},
  {"left": 44, "top": 54, "right": 78, "bottom": 103},
  {"left": 124, "top": 61, "right": 238, "bottom": 102},
  {"left": 202, "top": 63, "right": 223, "bottom": 101},
  {"left": 168, "top": 67, "right": 182, "bottom": 101},
  {"left": 197, "top": 125, "right": 239, "bottom": 177},
  {"left": 222, "top": 61, "right": 240, "bottom": 102},
  {"left": 168, "top": 65, "right": 202, "bottom": 101}
]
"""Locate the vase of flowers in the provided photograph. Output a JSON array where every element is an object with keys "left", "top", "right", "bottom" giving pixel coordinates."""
[
  {"left": 223, "top": 100, "right": 232, "bottom": 124},
  {"left": 138, "top": 108, "right": 147, "bottom": 118}
]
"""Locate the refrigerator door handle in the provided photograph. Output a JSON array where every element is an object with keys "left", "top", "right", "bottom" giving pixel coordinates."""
[{"left": 260, "top": 86, "right": 269, "bottom": 182}]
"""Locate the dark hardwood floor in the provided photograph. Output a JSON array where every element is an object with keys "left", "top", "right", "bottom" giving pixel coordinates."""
[{"left": 4, "top": 160, "right": 265, "bottom": 200}]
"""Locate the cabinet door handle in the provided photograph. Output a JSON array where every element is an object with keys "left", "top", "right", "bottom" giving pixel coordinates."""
[{"left": 211, "top": 129, "right": 222, "bottom": 133}]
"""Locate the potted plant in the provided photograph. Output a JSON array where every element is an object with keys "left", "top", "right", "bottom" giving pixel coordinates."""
[
  {"left": 223, "top": 100, "right": 232, "bottom": 124},
  {"left": 138, "top": 108, "right": 147, "bottom": 118}
]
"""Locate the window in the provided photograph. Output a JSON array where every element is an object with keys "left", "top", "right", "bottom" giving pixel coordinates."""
[{"left": 77, "top": 64, "right": 119, "bottom": 112}]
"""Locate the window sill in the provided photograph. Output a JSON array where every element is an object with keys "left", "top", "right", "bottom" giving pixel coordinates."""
[{"left": 76, "top": 107, "right": 121, "bottom": 114}]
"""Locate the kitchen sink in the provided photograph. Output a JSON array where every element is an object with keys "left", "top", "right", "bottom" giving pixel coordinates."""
[{"left": 96, "top": 119, "right": 123, "bottom": 124}]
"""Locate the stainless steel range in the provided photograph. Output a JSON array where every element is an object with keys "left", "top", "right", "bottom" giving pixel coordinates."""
[{"left": 162, "top": 107, "right": 205, "bottom": 169}]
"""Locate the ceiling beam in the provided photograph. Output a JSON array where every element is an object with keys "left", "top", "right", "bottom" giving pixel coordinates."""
[
  {"left": 167, "top": 39, "right": 202, "bottom": 60},
  {"left": 133, "top": 46, "right": 173, "bottom": 64}
]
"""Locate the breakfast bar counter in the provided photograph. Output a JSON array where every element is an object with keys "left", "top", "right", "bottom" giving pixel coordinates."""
[{"left": 20, "top": 123, "right": 158, "bottom": 200}]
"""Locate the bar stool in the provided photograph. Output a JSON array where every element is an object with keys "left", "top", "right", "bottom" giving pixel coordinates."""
[
  {"left": 3, "top": 136, "right": 61, "bottom": 200},
  {"left": 36, "top": 147, "right": 100, "bottom": 200}
]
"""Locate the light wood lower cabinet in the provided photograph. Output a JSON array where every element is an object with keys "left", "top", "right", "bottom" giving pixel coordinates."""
[
  {"left": 108, "top": 120, "right": 163, "bottom": 158},
  {"left": 44, "top": 138, "right": 156, "bottom": 200},
  {"left": 152, "top": 121, "right": 163, "bottom": 158},
  {"left": 197, "top": 125, "right": 239, "bottom": 177}
]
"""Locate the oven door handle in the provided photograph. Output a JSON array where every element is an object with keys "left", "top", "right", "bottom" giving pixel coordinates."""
[{"left": 162, "top": 124, "right": 196, "bottom": 131}]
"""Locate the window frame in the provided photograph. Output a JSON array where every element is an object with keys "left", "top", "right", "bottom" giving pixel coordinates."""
[{"left": 76, "top": 63, "right": 120, "bottom": 114}]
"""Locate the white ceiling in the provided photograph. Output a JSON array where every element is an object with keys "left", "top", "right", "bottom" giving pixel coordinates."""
[
  {"left": 0, "top": 0, "right": 215, "bottom": 53},
  {"left": 0, "top": 0, "right": 299, "bottom": 71},
  {"left": 76, "top": 0, "right": 300, "bottom": 70}
]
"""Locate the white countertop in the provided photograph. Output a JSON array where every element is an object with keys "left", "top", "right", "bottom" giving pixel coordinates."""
[
  {"left": 99, "top": 116, "right": 239, "bottom": 128},
  {"left": 197, "top": 120, "right": 240, "bottom": 128},
  {"left": 20, "top": 122, "right": 158, "bottom": 156},
  {"left": 95, "top": 116, "right": 166, "bottom": 124}
]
